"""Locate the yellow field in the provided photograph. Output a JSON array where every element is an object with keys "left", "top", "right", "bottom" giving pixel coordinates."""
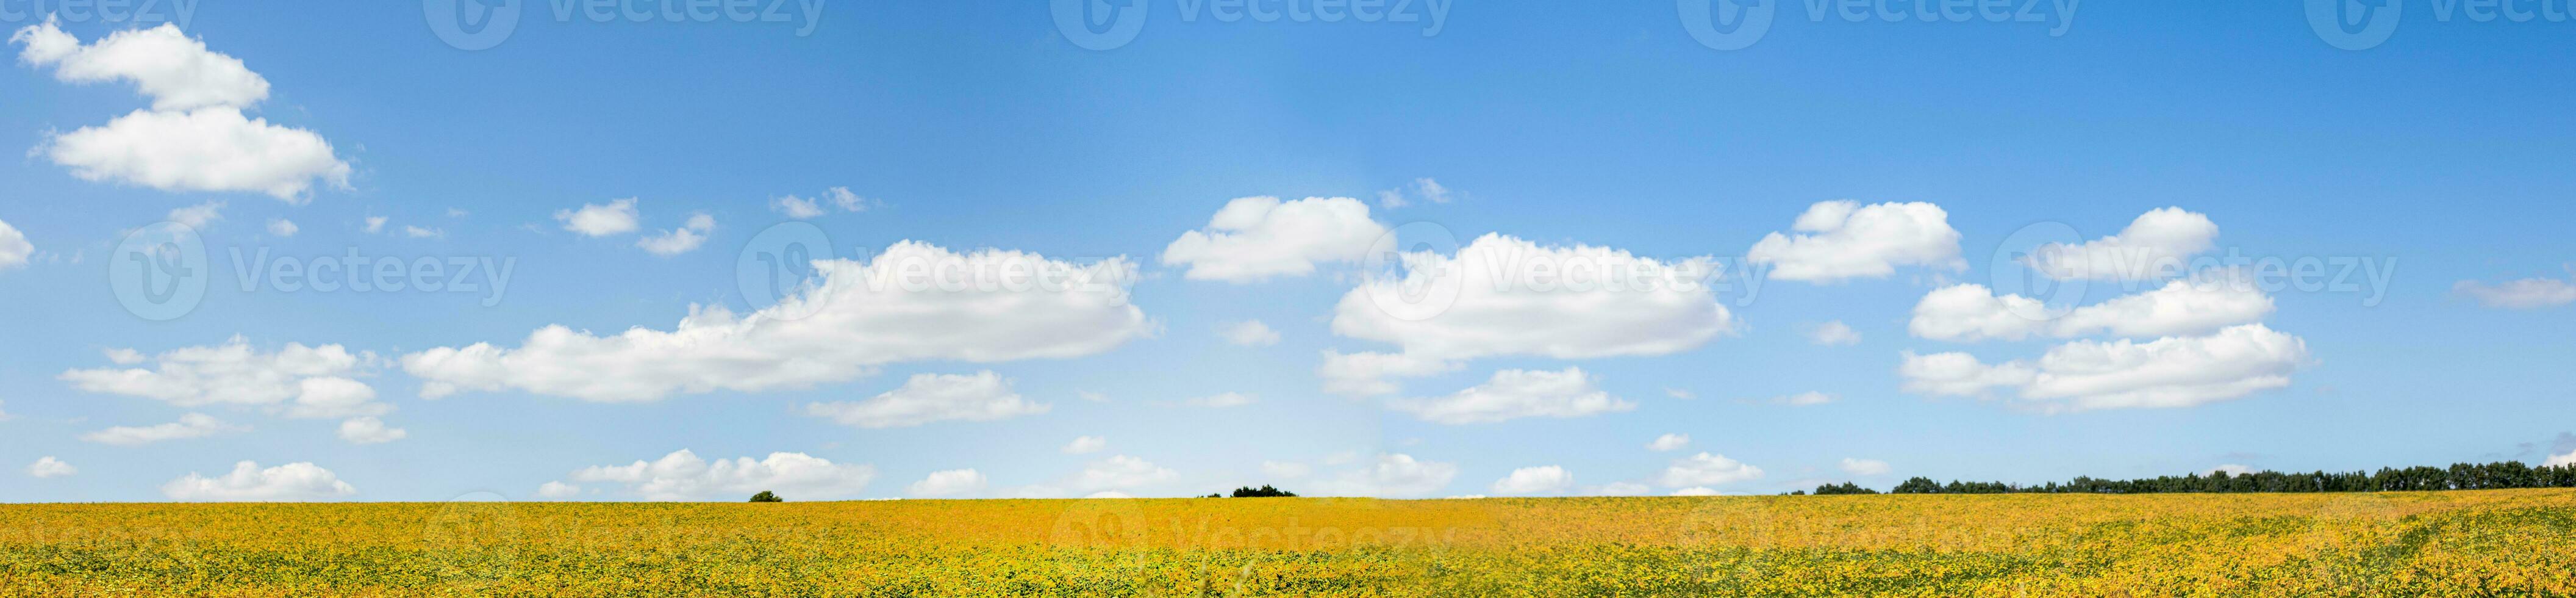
[{"left": 3, "top": 489, "right": 2572, "bottom": 597}]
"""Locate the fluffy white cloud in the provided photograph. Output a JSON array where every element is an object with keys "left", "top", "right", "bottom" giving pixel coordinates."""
[
  {"left": 0, "top": 218, "right": 29, "bottom": 270},
  {"left": 266, "top": 218, "right": 298, "bottom": 237},
  {"left": 1909, "top": 278, "right": 2274, "bottom": 342},
  {"left": 1648, "top": 433, "right": 1690, "bottom": 452},
  {"left": 1308, "top": 453, "right": 1458, "bottom": 498},
  {"left": 806, "top": 372, "right": 1048, "bottom": 428},
  {"left": 535, "top": 481, "right": 582, "bottom": 499},
  {"left": 79, "top": 412, "right": 243, "bottom": 445},
  {"left": 907, "top": 469, "right": 988, "bottom": 497},
  {"left": 1839, "top": 458, "right": 1892, "bottom": 477},
  {"left": 1375, "top": 178, "right": 1453, "bottom": 209},
  {"left": 2025, "top": 207, "right": 2219, "bottom": 281},
  {"left": 1323, "top": 233, "right": 1733, "bottom": 395},
  {"left": 1388, "top": 367, "right": 1634, "bottom": 424},
  {"left": 1747, "top": 201, "right": 1963, "bottom": 283},
  {"left": 2455, "top": 274, "right": 2576, "bottom": 309},
  {"left": 162, "top": 461, "right": 356, "bottom": 501},
  {"left": 1490, "top": 466, "right": 1573, "bottom": 495},
  {"left": 1062, "top": 436, "right": 1107, "bottom": 454},
  {"left": 43, "top": 108, "right": 351, "bottom": 200},
  {"left": 1072, "top": 455, "right": 1178, "bottom": 492},
  {"left": 1669, "top": 487, "right": 1721, "bottom": 497},
  {"left": 772, "top": 195, "right": 826, "bottom": 219},
  {"left": 1590, "top": 481, "right": 1651, "bottom": 496},
  {"left": 363, "top": 216, "right": 387, "bottom": 233},
  {"left": 1218, "top": 320, "right": 1281, "bottom": 347},
  {"left": 639, "top": 213, "right": 715, "bottom": 256},
  {"left": 403, "top": 242, "right": 1149, "bottom": 402},
  {"left": 2206, "top": 464, "right": 2255, "bottom": 477},
  {"left": 555, "top": 198, "right": 640, "bottom": 237},
  {"left": 1899, "top": 324, "right": 2311, "bottom": 411},
  {"left": 336, "top": 417, "right": 407, "bottom": 444},
  {"left": 571, "top": 449, "right": 876, "bottom": 501},
  {"left": 61, "top": 337, "right": 387, "bottom": 417},
  {"left": 1810, "top": 320, "right": 1861, "bottom": 345},
  {"left": 27, "top": 456, "right": 76, "bottom": 478},
  {"left": 167, "top": 201, "right": 222, "bottom": 228},
  {"left": 2544, "top": 450, "right": 2576, "bottom": 468},
  {"left": 1658, "top": 452, "right": 1764, "bottom": 488},
  {"left": 1161, "top": 196, "right": 1389, "bottom": 283},
  {"left": 12, "top": 19, "right": 267, "bottom": 110}
]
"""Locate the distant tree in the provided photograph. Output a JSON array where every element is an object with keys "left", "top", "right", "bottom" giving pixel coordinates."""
[
  {"left": 749, "top": 491, "right": 783, "bottom": 503},
  {"left": 1229, "top": 485, "right": 1297, "bottom": 498},
  {"left": 1811, "top": 482, "right": 1878, "bottom": 495}
]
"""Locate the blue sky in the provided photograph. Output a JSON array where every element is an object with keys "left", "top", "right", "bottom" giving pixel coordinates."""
[{"left": 3, "top": 1, "right": 2574, "bottom": 502}]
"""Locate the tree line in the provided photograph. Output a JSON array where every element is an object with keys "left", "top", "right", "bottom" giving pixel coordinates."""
[{"left": 1803, "top": 461, "right": 2576, "bottom": 495}]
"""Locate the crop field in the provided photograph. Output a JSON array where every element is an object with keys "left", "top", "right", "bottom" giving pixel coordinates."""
[{"left": 2, "top": 489, "right": 2572, "bottom": 597}]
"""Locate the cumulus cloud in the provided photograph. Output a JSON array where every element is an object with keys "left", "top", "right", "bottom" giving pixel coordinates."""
[
  {"left": 167, "top": 201, "right": 222, "bottom": 228},
  {"left": 2455, "top": 273, "right": 2576, "bottom": 309},
  {"left": 638, "top": 213, "right": 715, "bottom": 256},
  {"left": 1669, "top": 487, "right": 1721, "bottom": 497},
  {"left": 2544, "top": 450, "right": 2576, "bottom": 468},
  {"left": 554, "top": 198, "right": 640, "bottom": 237},
  {"left": 2025, "top": 207, "right": 2219, "bottom": 281},
  {"left": 363, "top": 216, "right": 387, "bottom": 233},
  {"left": 907, "top": 469, "right": 988, "bottom": 497},
  {"left": 27, "top": 456, "right": 76, "bottom": 478},
  {"left": 1323, "top": 233, "right": 1733, "bottom": 395},
  {"left": 1747, "top": 201, "right": 1964, "bottom": 283},
  {"left": 1809, "top": 321, "right": 1861, "bottom": 345},
  {"left": 1899, "top": 324, "right": 2311, "bottom": 411},
  {"left": 1161, "top": 196, "right": 1389, "bottom": 283},
  {"left": 1217, "top": 320, "right": 1281, "bottom": 347},
  {"left": 1072, "top": 455, "right": 1179, "bottom": 492},
  {"left": 2206, "top": 464, "right": 2255, "bottom": 477},
  {"left": 80, "top": 412, "right": 243, "bottom": 445},
  {"left": 772, "top": 195, "right": 826, "bottom": 219},
  {"left": 1909, "top": 277, "right": 2274, "bottom": 342},
  {"left": 402, "top": 241, "right": 1150, "bottom": 402},
  {"left": 535, "top": 481, "right": 582, "bottom": 499},
  {"left": 1658, "top": 452, "right": 1764, "bottom": 488},
  {"left": 266, "top": 218, "right": 298, "bottom": 237},
  {"left": 0, "top": 218, "right": 29, "bottom": 270},
  {"left": 336, "top": 417, "right": 406, "bottom": 444},
  {"left": 1490, "top": 466, "right": 1573, "bottom": 495},
  {"left": 1062, "top": 436, "right": 1107, "bottom": 454},
  {"left": 162, "top": 461, "right": 357, "bottom": 501},
  {"left": 1306, "top": 453, "right": 1458, "bottom": 497},
  {"left": 11, "top": 19, "right": 267, "bottom": 110},
  {"left": 804, "top": 372, "right": 1049, "bottom": 428},
  {"left": 1648, "top": 433, "right": 1690, "bottom": 452},
  {"left": 1387, "top": 367, "right": 1634, "bottom": 424},
  {"left": 1839, "top": 458, "right": 1892, "bottom": 477},
  {"left": 61, "top": 337, "right": 388, "bottom": 417},
  {"left": 15, "top": 21, "right": 349, "bottom": 201},
  {"left": 571, "top": 449, "right": 876, "bottom": 501}
]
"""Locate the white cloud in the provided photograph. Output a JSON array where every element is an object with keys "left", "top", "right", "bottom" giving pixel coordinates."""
[
  {"left": 1260, "top": 461, "right": 1312, "bottom": 479},
  {"left": 1669, "top": 487, "right": 1721, "bottom": 497},
  {"left": 1388, "top": 367, "right": 1634, "bottom": 424},
  {"left": 1073, "top": 455, "right": 1178, "bottom": 492},
  {"left": 1218, "top": 320, "right": 1281, "bottom": 347},
  {"left": 1375, "top": 178, "right": 1453, "bottom": 209},
  {"left": 771, "top": 195, "right": 826, "bottom": 219},
  {"left": 2025, "top": 207, "right": 2219, "bottom": 281},
  {"left": 1772, "top": 391, "right": 1836, "bottom": 406},
  {"left": 27, "top": 456, "right": 76, "bottom": 478},
  {"left": 806, "top": 372, "right": 1048, "bottom": 428},
  {"left": 554, "top": 198, "right": 640, "bottom": 237},
  {"left": 827, "top": 187, "right": 871, "bottom": 212},
  {"left": 336, "top": 417, "right": 407, "bottom": 444},
  {"left": 1490, "top": 466, "right": 1573, "bottom": 495},
  {"left": 1062, "top": 436, "right": 1107, "bottom": 454},
  {"left": 43, "top": 108, "right": 351, "bottom": 200},
  {"left": 1839, "top": 458, "right": 1892, "bottom": 477},
  {"left": 571, "top": 449, "right": 876, "bottom": 501},
  {"left": 62, "top": 337, "right": 387, "bottom": 417},
  {"left": 638, "top": 213, "right": 714, "bottom": 256},
  {"left": 0, "top": 218, "right": 29, "bottom": 270},
  {"left": 1308, "top": 453, "right": 1458, "bottom": 498},
  {"left": 1648, "top": 433, "right": 1690, "bottom": 452},
  {"left": 363, "top": 216, "right": 387, "bottom": 233},
  {"left": 1898, "top": 324, "right": 2311, "bottom": 411},
  {"left": 2206, "top": 464, "right": 2255, "bottom": 477},
  {"left": 2455, "top": 274, "right": 2576, "bottom": 309},
  {"left": 2544, "top": 450, "right": 2576, "bottom": 468},
  {"left": 265, "top": 218, "right": 297, "bottom": 237},
  {"left": 1664, "top": 387, "right": 1695, "bottom": 400},
  {"left": 1747, "top": 201, "right": 1964, "bottom": 283},
  {"left": 162, "top": 461, "right": 357, "bottom": 501},
  {"left": 1323, "top": 233, "right": 1733, "bottom": 395},
  {"left": 771, "top": 188, "right": 873, "bottom": 218},
  {"left": 12, "top": 19, "right": 267, "bottom": 110},
  {"left": 1658, "top": 452, "right": 1764, "bottom": 488},
  {"left": 1175, "top": 392, "right": 1254, "bottom": 408},
  {"left": 79, "top": 412, "right": 243, "bottom": 445},
  {"left": 907, "top": 469, "right": 988, "bottom": 497},
  {"left": 402, "top": 225, "right": 443, "bottom": 239},
  {"left": 402, "top": 241, "right": 1149, "bottom": 402},
  {"left": 535, "top": 481, "right": 582, "bottom": 499},
  {"left": 1809, "top": 321, "right": 1862, "bottom": 345},
  {"left": 1161, "top": 196, "right": 1389, "bottom": 283},
  {"left": 167, "top": 201, "right": 222, "bottom": 228},
  {"left": 1084, "top": 491, "right": 1133, "bottom": 499},
  {"left": 1590, "top": 481, "right": 1651, "bottom": 496},
  {"left": 1909, "top": 278, "right": 2273, "bottom": 342}
]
